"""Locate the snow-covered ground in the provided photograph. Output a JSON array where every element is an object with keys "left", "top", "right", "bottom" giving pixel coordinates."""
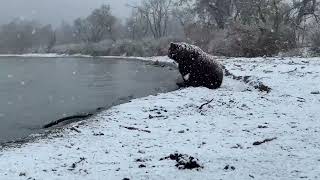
[{"left": 0, "top": 57, "right": 320, "bottom": 180}]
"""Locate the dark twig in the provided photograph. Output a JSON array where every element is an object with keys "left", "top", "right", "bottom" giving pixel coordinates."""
[
  {"left": 253, "top": 137, "right": 277, "bottom": 146},
  {"left": 281, "top": 68, "right": 298, "bottom": 74},
  {"left": 199, "top": 98, "right": 214, "bottom": 110},
  {"left": 148, "top": 114, "right": 165, "bottom": 119},
  {"left": 120, "top": 125, "right": 151, "bottom": 133},
  {"left": 43, "top": 114, "right": 93, "bottom": 128},
  {"left": 69, "top": 157, "right": 86, "bottom": 171},
  {"left": 70, "top": 127, "right": 81, "bottom": 133}
]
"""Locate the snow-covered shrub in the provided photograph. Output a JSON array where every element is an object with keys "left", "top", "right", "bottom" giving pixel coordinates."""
[
  {"left": 207, "top": 24, "right": 296, "bottom": 57},
  {"left": 108, "top": 39, "right": 145, "bottom": 56},
  {"left": 51, "top": 43, "right": 86, "bottom": 54},
  {"left": 278, "top": 47, "right": 311, "bottom": 57},
  {"left": 141, "top": 37, "right": 186, "bottom": 56}
]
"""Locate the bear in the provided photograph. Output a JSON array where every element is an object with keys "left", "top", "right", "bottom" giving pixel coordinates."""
[{"left": 168, "top": 42, "right": 223, "bottom": 89}]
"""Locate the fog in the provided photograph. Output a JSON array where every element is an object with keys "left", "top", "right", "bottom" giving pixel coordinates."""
[{"left": 0, "top": 0, "right": 140, "bottom": 25}]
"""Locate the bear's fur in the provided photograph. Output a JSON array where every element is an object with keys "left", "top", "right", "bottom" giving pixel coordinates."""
[{"left": 168, "top": 42, "right": 223, "bottom": 89}]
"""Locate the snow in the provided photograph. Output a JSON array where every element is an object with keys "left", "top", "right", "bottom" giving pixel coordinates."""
[
  {"left": 184, "top": 73, "right": 190, "bottom": 81},
  {"left": 1, "top": 56, "right": 320, "bottom": 180}
]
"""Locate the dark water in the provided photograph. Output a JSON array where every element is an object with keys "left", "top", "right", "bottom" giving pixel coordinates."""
[{"left": 0, "top": 57, "right": 179, "bottom": 143}]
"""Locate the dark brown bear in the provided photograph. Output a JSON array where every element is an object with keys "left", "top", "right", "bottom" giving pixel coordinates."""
[{"left": 168, "top": 42, "right": 223, "bottom": 89}]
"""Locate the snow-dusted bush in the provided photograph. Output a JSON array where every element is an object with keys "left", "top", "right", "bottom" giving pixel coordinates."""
[
  {"left": 278, "top": 47, "right": 312, "bottom": 57},
  {"left": 207, "top": 24, "right": 296, "bottom": 57},
  {"left": 108, "top": 39, "right": 145, "bottom": 56},
  {"left": 51, "top": 43, "right": 84, "bottom": 54}
]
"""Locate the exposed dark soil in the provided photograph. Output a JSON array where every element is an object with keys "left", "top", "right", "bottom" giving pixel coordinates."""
[{"left": 160, "top": 153, "right": 203, "bottom": 170}]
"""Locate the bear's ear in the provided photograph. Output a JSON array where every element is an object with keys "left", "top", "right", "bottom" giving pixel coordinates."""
[{"left": 170, "top": 42, "right": 177, "bottom": 49}]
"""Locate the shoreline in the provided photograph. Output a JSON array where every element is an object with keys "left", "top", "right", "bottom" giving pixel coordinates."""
[
  {"left": 0, "top": 56, "right": 319, "bottom": 179},
  {"left": 0, "top": 53, "right": 175, "bottom": 62}
]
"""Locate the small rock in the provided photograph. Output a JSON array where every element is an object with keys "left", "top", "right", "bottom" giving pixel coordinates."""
[
  {"left": 93, "top": 132, "right": 104, "bottom": 136},
  {"left": 224, "top": 165, "right": 236, "bottom": 171},
  {"left": 135, "top": 158, "right": 145, "bottom": 162},
  {"left": 258, "top": 125, "right": 268, "bottom": 129},
  {"left": 19, "top": 172, "right": 26, "bottom": 176},
  {"left": 231, "top": 144, "right": 243, "bottom": 149},
  {"left": 139, "top": 164, "right": 146, "bottom": 168},
  {"left": 311, "top": 91, "right": 320, "bottom": 95},
  {"left": 178, "top": 130, "right": 185, "bottom": 133}
]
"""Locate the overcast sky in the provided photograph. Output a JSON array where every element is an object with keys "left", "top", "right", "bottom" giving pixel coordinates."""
[{"left": 0, "top": 0, "right": 140, "bottom": 26}]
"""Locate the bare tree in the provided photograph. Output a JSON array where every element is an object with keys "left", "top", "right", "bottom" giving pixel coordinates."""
[
  {"left": 0, "top": 19, "right": 56, "bottom": 53},
  {"left": 125, "top": 10, "right": 150, "bottom": 40},
  {"left": 195, "top": 0, "right": 233, "bottom": 29},
  {"left": 73, "top": 5, "right": 117, "bottom": 43},
  {"left": 73, "top": 18, "right": 91, "bottom": 43},
  {"left": 56, "top": 21, "right": 76, "bottom": 44},
  {"left": 130, "top": 0, "right": 173, "bottom": 39},
  {"left": 87, "top": 5, "right": 116, "bottom": 42},
  {"left": 46, "top": 30, "right": 56, "bottom": 52},
  {"left": 172, "top": 0, "right": 196, "bottom": 27}
]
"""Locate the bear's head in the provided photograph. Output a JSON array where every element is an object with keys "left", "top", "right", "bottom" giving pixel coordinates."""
[
  {"left": 168, "top": 42, "right": 199, "bottom": 64},
  {"left": 168, "top": 42, "right": 180, "bottom": 61}
]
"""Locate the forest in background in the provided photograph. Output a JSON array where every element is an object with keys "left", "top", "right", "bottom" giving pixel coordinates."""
[{"left": 0, "top": 0, "right": 320, "bottom": 57}]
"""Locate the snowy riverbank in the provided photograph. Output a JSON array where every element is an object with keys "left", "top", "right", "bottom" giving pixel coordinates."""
[
  {"left": 0, "top": 53, "right": 174, "bottom": 62},
  {"left": 0, "top": 56, "right": 320, "bottom": 180}
]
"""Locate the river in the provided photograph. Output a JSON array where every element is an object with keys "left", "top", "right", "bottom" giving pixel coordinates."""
[{"left": 0, "top": 56, "right": 179, "bottom": 143}]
